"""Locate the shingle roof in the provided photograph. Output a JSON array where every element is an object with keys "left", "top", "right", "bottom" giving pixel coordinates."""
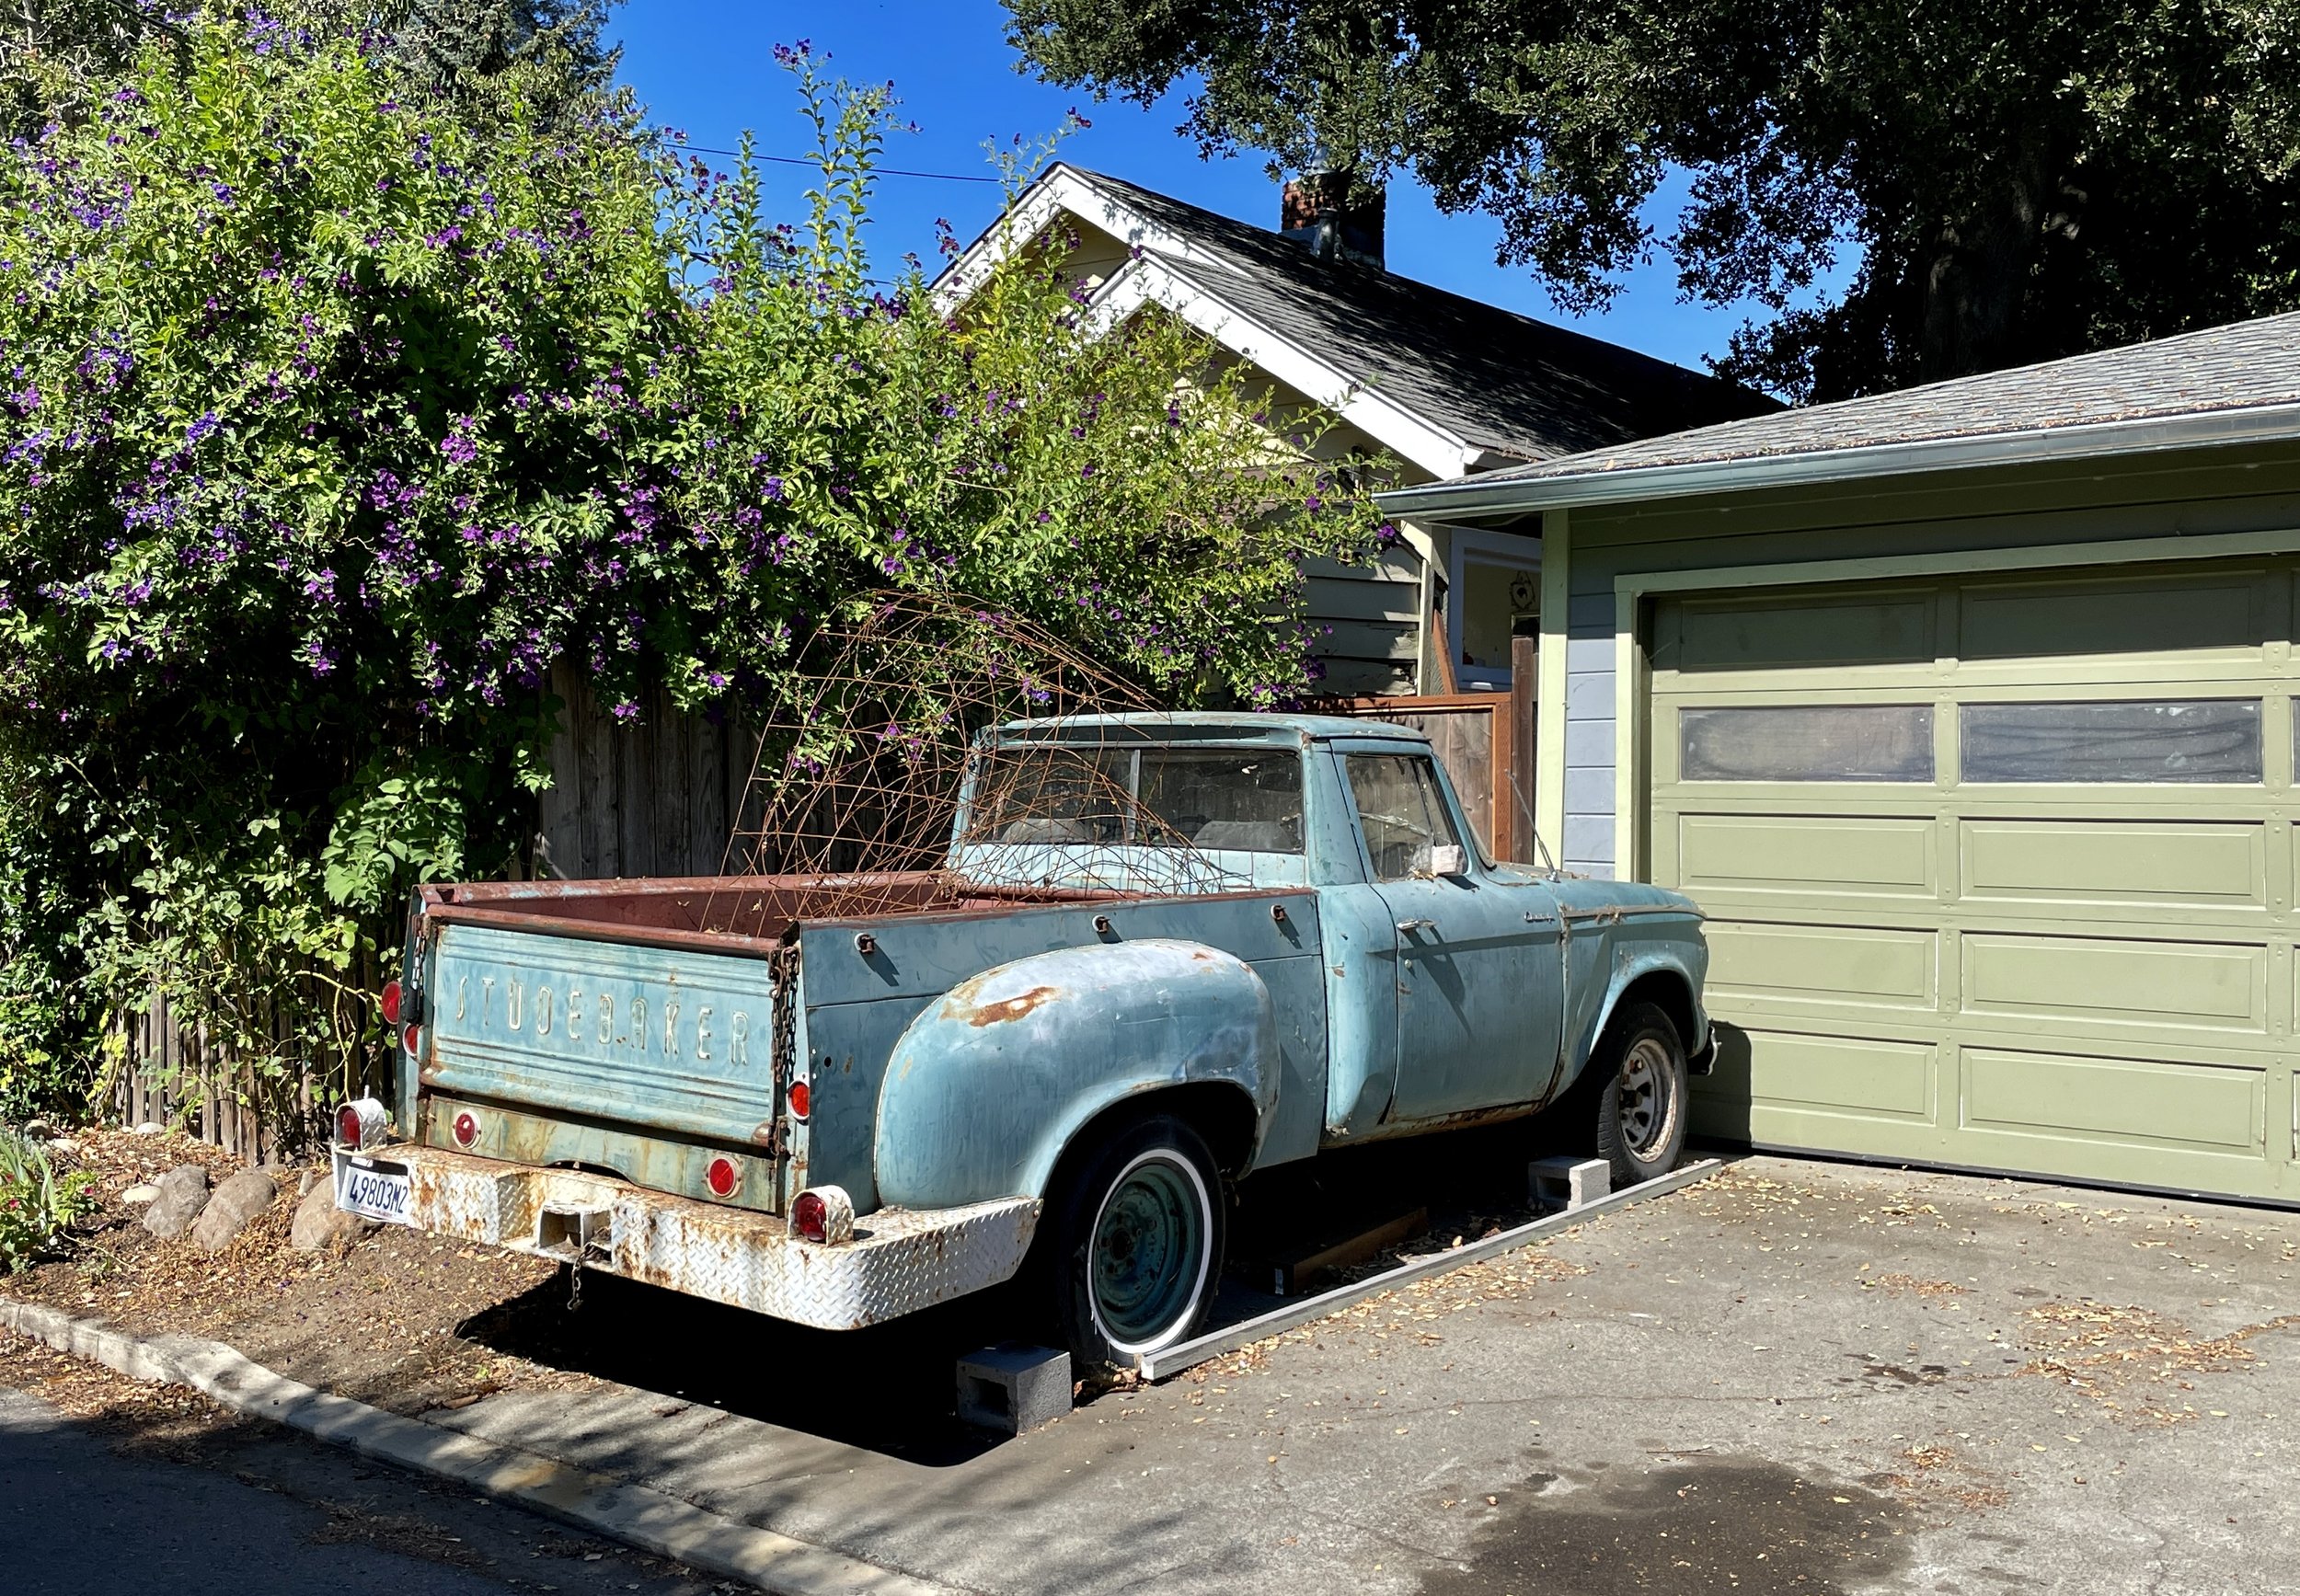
[
  {"left": 1060, "top": 168, "right": 1777, "bottom": 465},
  {"left": 1476, "top": 310, "right": 2300, "bottom": 483}
]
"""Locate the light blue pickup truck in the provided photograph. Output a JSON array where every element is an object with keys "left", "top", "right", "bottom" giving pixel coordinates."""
[{"left": 334, "top": 713, "right": 1711, "bottom": 1371}]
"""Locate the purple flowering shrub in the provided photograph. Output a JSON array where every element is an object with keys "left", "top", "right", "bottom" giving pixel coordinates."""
[{"left": 0, "top": 19, "right": 1387, "bottom": 1116}]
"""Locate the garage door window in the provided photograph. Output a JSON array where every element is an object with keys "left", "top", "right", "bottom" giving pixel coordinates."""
[
  {"left": 1961, "top": 700, "right": 2261, "bottom": 784},
  {"left": 1679, "top": 705, "right": 1935, "bottom": 782}
]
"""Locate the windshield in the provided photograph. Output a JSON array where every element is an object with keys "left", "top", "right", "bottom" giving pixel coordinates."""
[{"left": 965, "top": 744, "right": 1305, "bottom": 854}]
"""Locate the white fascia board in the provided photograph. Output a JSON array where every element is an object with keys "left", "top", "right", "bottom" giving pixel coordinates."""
[
  {"left": 935, "top": 164, "right": 1266, "bottom": 311},
  {"left": 1084, "top": 256, "right": 1481, "bottom": 478},
  {"left": 930, "top": 166, "right": 1481, "bottom": 477}
]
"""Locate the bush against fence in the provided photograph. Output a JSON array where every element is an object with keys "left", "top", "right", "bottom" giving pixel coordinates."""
[{"left": 0, "top": 13, "right": 1386, "bottom": 1137}]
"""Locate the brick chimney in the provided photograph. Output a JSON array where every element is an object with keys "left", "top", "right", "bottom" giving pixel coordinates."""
[{"left": 1281, "top": 172, "right": 1385, "bottom": 270}]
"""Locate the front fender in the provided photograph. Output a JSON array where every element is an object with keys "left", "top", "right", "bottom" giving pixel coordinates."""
[
  {"left": 874, "top": 938, "right": 1278, "bottom": 1211},
  {"left": 1558, "top": 930, "right": 1711, "bottom": 1097}
]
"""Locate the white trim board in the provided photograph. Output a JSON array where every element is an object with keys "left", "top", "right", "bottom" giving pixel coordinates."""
[{"left": 930, "top": 163, "right": 1485, "bottom": 479}]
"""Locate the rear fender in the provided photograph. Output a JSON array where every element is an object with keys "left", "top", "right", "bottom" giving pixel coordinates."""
[{"left": 874, "top": 939, "right": 1278, "bottom": 1211}]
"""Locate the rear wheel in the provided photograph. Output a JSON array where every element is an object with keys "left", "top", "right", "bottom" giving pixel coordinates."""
[
  {"left": 1582, "top": 1001, "right": 1689, "bottom": 1188},
  {"left": 1047, "top": 1114, "right": 1225, "bottom": 1374}
]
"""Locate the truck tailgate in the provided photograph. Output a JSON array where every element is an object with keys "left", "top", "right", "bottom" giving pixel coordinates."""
[{"left": 422, "top": 921, "right": 788, "bottom": 1148}]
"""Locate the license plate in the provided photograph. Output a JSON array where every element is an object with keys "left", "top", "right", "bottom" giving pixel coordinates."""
[{"left": 335, "top": 1152, "right": 414, "bottom": 1225}]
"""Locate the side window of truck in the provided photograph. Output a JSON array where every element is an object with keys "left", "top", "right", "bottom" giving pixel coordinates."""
[{"left": 1344, "top": 754, "right": 1462, "bottom": 880}]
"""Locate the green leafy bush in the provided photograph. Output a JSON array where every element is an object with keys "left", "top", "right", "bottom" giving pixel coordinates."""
[
  {"left": 0, "top": 14, "right": 1386, "bottom": 1128},
  {"left": 0, "top": 1129, "right": 98, "bottom": 1272}
]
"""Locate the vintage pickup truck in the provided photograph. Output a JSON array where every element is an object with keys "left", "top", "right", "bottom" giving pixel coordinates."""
[{"left": 334, "top": 712, "right": 1711, "bottom": 1370}]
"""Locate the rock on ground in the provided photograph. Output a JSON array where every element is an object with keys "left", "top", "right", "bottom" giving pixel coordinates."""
[
  {"left": 141, "top": 1165, "right": 212, "bottom": 1239},
  {"left": 289, "top": 1178, "right": 373, "bottom": 1252},
  {"left": 120, "top": 1184, "right": 160, "bottom": 1205},
  {"left": 190, "top": 1169, "right": 277, "bottom": 1252}
]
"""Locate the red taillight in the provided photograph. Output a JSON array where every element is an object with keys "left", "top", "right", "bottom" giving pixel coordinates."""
[
  {"left": 791, "top": 1188, "right": 828, "bottom": 1243},
  {"left": 705, "top": 1155, "right": 741, "bottom": 1199},
  {"left": 402, "top": 1021, "right": 420, "bottom": 1055},
  {"left": 452, "top": 1110, "right": 477, "bottom": 1148},
  {"left": 380, "top": 979, "right": 402, "bottom": 1028},
  {"left": 337, "top": 1104, "right": 363, "bottom": 1145},
  {"left": 787, "top": 1078, "right": 811, "bottom": 1119}
]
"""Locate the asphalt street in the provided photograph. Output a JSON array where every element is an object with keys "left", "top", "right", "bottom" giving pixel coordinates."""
[{"left": 0, "top": 1385, "right": 712, "bottom": 1596}]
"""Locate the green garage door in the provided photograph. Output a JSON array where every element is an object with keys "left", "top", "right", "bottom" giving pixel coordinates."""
[{"left": 1650, "top": 557, "right": 2300, "bottom": 1203}]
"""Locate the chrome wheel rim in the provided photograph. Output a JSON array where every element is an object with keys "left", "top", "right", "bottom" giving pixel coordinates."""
[
  {"left": 1088, "top": 1153, "right": 1209, "bottom": 1352},
  {"left": 1616, "top": 1038, "right": 1676, "bottom": 1160}
]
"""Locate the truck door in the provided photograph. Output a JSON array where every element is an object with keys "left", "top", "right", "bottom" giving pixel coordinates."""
[{"left": 1339, "top": 746, "right": 1566, "bottom": 1123}]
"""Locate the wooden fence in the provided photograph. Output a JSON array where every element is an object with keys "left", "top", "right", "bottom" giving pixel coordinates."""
[{"left": 107, "top": 970, "right": 393, "bottom": 1165}]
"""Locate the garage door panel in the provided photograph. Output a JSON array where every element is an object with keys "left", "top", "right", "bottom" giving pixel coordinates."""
[
  {"left": 1961, "top": 1048, "right": 2264, "bottom": 1156},
  {"left": 1961, "top": 934, "right": 2267, "bottom": 1035},
  {"left": 1959, "top": 568, "right": 2267, "bottom": 667},
  {"left": 1708, "top": 921, "right": 1936, "bottom": 1009},
  {"left": 1680, "top": 814, "right": 1935, "bottom": 901},
  {"left": 1722, "top": 1029, "right": 1936, "bottom": 1119},
  {"left": 1961, "top": 819, "right": 2268, "bottom": 912},
  {"left": 1668, "top": 589, "right": 1934, "bottom": 673}
]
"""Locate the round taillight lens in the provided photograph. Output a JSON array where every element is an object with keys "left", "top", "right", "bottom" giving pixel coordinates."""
[
  {"left": 791, "top": 1188, "right": 828, "bottom": 1243},
  {"left": 787, "top": 1078, "right": 811, "bottom": 1119},
  {"left": 452, "top": 1110, "right": 477, "bottom": 1148},
  {"left": 380, "top": 979, "right": 402, "bottom": 1028},
  {"left": 402, "top": 1021, "right": 420, "bottom": 1055},
  {"left": 337, "top": 1104, "right": 364, "bottom": 1145},
  {"left": 705, "top": 1155, "right": 741, "bottom": 1199}
]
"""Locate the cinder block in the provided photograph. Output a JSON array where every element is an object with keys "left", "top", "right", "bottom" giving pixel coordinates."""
[
  {"left": 1529, "top": 1155, "right": 1611, "bottom": 1212},
  {"left": 956, "top": 1343, "right": 1072, "bottom": 1435}
]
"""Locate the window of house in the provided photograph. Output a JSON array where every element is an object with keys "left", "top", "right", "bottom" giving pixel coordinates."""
[{"left": 1447, "top": 532, "right": 1539, "bottom": 689}]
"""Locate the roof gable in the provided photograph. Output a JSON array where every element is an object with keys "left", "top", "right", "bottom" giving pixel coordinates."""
[{"left": 932, "top": 164, "right": 1776, "bottom": 479}]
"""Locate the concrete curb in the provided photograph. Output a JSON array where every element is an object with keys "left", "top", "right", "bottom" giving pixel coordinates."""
[{"left": 0, "top": 1296, "right": 962, "bottom": 1596}]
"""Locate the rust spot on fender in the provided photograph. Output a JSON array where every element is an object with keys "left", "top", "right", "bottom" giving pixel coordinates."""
[{"left": 960, "top": 983, "right": 1062, "bottom": 1027}]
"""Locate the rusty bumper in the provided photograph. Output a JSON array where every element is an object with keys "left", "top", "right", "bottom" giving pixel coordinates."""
[{"left": 351, "top": 1144, "right": 1041, "bottom": 1331}]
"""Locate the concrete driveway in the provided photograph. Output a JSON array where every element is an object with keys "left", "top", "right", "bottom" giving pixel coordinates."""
[{"left": 396, "top": 1152, "right": 2300, "bottom": 1596}]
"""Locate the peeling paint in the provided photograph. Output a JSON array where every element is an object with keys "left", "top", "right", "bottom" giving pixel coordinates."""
[{"left": 958, "top": 983, "right": 1062, "bottom": 1027}]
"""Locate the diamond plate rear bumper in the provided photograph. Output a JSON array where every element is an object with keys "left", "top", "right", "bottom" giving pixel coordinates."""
[{"left": 355, "top": 1144, "right": 1041, "bottom": 1330}]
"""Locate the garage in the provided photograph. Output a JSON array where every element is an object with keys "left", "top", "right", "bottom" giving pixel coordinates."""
[
  {"left": 1648, "top": 559, "right": 2296, "bottom": 1202},
  {"left": 1377, "top": 309, "right": 2300, "bottom": 1203}
]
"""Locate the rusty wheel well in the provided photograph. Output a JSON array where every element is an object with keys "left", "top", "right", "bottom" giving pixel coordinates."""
[
  {"left": 1059, "top": 1082, "right": 1260, "bottom": 1187},
  {"left": 1615, "top": 970, "right": 1699, "bottom": 1062}
]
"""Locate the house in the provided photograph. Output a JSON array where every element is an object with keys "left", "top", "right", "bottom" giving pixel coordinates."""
[
  {"left": 932, "top": 165, "right": 1775, "bottom": 700},
  {"left": 1378, "top": 310, "right": 2300, "bottom": 1205}
]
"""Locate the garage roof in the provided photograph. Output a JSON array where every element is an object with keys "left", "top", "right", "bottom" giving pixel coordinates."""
[{"left": 1379, "top": 310, "right": 2300, "bottom": 516}]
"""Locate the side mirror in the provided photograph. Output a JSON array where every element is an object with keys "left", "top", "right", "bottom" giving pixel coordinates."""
[{"left": 1428, "top": 844, "right": 1467, "bottom": 878}]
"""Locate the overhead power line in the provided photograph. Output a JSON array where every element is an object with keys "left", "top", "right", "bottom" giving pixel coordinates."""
[{"left": 675, "top": 144, "right": 1001, "bottom": 184}]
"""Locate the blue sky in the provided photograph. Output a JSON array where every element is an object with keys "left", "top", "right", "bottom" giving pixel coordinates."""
[{"left": 610, "top": 0, "right": 1820, "bottom": 377}]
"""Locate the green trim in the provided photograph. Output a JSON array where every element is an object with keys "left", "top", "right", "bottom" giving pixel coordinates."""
[
  {"left": 1535, "top": 508, "right": 1571, "bottom": 862},
  {"left": 1614, "top": 590, "right": 1640, "bottom": 880},
  {"left": 1607, "top": 524, "right": 2300, "bottom": 883}
]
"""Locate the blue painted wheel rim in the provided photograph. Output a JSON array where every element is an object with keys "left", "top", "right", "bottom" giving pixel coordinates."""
[{"left": 1089, "top": 1154, "right": 1207, "bottom": 1350}]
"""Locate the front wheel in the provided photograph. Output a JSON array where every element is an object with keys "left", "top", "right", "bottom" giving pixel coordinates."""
[
  {"left": 1046, "top": 1114, "right": 1225, "bottom": 1374},
  {"left": 1586, "top": 1001, "right": 1690, "bottom": 1188}
]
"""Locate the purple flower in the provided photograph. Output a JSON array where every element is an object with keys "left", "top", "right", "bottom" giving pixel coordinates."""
[{"left": 185, "top": 410, "right": 221, "bottom": 445}]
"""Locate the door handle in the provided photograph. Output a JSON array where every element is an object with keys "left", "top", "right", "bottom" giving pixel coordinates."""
[{"left": 1396, "top": 917, "right": 1436, "bottom": 934}]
